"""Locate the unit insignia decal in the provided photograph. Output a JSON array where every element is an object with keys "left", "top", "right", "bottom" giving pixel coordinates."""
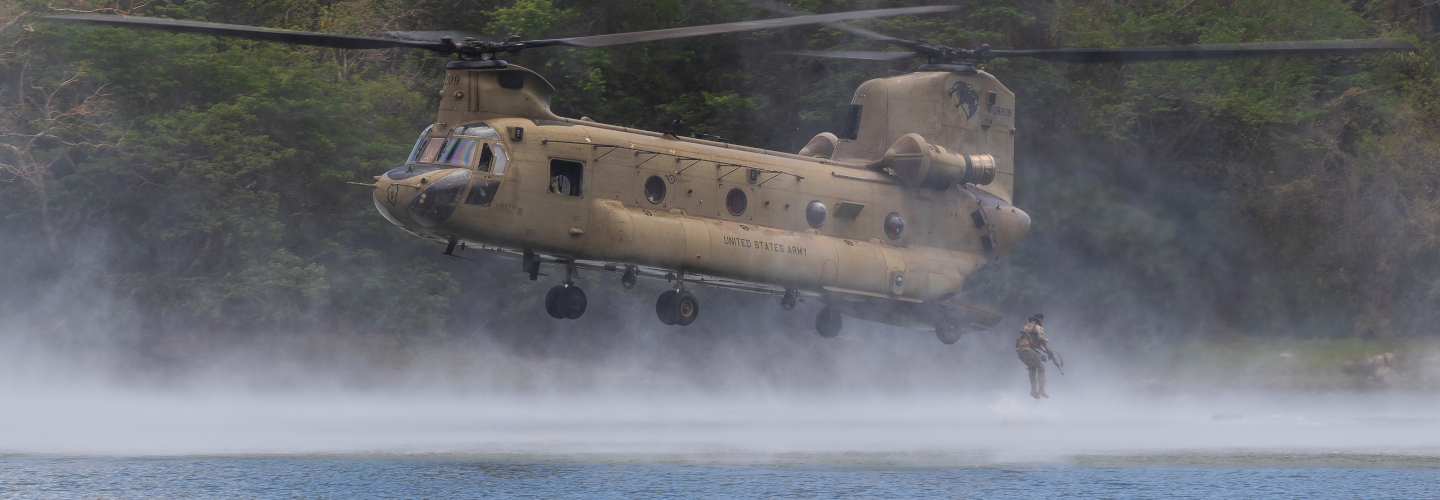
[
  {"left": 387, "top": 183, "right": 401, "bottom": 206},
  {"left": 946, "top": 81, "right": 980, "bottom": 119}
]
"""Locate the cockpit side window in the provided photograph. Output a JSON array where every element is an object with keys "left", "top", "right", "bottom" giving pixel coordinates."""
[
  {"left": 491, "top": 143, "right": 508, "bottom": 174},
  {"left": 477, "top": 144, "right": 494, "bottom": 172},
  {"left": 475, "top": 143, "right": 508, "bottom": 174},
  {"left": 549, "top": 159, "right": 583, "bottom": 197}
]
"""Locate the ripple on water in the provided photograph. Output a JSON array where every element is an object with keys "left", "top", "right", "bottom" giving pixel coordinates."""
[{"left": 1, "top": 454, "right": 1438, "bottom": 499}]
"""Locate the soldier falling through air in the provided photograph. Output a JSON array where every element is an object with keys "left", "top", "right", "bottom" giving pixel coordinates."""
[{"left": 1016, "top": 313, "right": 1051, "bottom": 399}]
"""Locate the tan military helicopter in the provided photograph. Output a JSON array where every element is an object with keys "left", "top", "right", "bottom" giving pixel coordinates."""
[{"left": 49, "top": 9, "right": 1413, "bottom": 343}]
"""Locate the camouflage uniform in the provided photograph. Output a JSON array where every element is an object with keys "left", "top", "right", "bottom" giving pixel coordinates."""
[{"left": 1016, "top": 321, "right": 1048, "bottom": 398}]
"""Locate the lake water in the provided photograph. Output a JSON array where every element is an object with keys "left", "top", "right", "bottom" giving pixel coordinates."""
[
  {"left": 2, "top": 388, "right": 1438, "bottom": 498},
  {"left": 2, "top": 454, "right": 1438, "bottom": 499}
]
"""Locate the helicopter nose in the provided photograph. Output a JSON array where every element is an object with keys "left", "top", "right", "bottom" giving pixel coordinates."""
[{"left": 372, "top": 165, "right": 471, "bottom": 229}]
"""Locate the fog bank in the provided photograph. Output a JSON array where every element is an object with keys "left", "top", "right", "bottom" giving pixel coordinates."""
[{"left": 3, "top": 310, "right": 1439, "bottom": 463}]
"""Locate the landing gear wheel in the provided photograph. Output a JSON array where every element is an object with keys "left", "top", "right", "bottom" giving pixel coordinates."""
[
  {"left": 935, "top": 315, "right": 962, "bottom": 345},
  {"left": 673, "top": 290, "right": 700, "bottom": 326},
  {"left": 558, "top": 285, "right": 587, "bottom": 319},
  {"left": 815, "top": 306, "right": 842, "bottom": 338},
  {"left": 780, "top": 290, "right": 797, "bottom": 311},
  {"left": 544, "top": 285, "right": 565, "bottom": 319},
  {"left": 655, "top": 289, "right": 679, "bottom": 325},
  {"left": 621, "top": 269, "right": 637, "bottom": 289}
]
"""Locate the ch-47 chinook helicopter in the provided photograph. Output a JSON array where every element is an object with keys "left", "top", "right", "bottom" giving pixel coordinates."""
[{"left": 48, "top": 8, "right": 1415, "bottom": 344}]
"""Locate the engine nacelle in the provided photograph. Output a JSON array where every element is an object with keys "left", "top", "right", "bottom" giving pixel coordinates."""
[
  {"left": 798, "top": 132, "right": 838, "bottom": 159},
  {"left": 881, "top": 133, "right": 995, "bottom": 189}
]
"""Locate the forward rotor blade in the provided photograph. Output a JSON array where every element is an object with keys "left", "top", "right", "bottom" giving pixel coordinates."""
[
  {"left": 991, "top": 40, "right": 1416, "bottom": 63},
  {"left": 45, "top": 14, "right": 451, "bottom": 51},
  {"left": 742, "top": 0, "right": 913, "bottom": 46},
  {"left": 537, "top": 6, "right": 956, "bottom": 48},
  {"left": 778, "top": 50, "right": 920, "bottom": 61}
]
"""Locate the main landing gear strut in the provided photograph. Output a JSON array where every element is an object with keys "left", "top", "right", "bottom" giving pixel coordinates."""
[
  {"left": 815, "top": 306, "right": 842, "bottom": 338},
  {"left": 543, "top": 260, "right": 587, "bottom": 320},
  {"left": 935, "top": 314, "right": 963, "bottom": 345},
  {"left": 655, "top": 271, "right": 700, "bottom": 326},
  {"left": 778, "top": 289, "right": 841, "bottom": 339}
]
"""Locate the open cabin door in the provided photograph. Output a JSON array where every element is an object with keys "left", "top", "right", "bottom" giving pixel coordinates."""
[{"left": 525, "top": 137, "right": 592, "bottom": 254}]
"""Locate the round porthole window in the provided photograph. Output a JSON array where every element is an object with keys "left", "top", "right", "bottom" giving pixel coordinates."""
[
  {"left": 806, "top": 201, "right": 827, "bottom": 228},
  {"left": 726, "top": 188, "right": 748, "bottom": 216},
  {"left": 644, "top": 175, "right": 666, "bottom": 204},
  {"left": 884, "top": 212, "right": 905, "bottom": 239}
]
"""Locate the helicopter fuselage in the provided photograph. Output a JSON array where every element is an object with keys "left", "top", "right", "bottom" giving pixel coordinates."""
[{"left": 373, "top": 62, "right": 1030, "bottom": 333}]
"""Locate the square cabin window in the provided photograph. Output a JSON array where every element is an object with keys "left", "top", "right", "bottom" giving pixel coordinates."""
[{"left": 549, "top": 159, "right": 584, "bottom": 197}]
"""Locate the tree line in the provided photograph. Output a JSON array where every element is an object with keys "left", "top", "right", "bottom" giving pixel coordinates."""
[{"left": 0, "top": 0, "right": 1436, "bottom": 342}]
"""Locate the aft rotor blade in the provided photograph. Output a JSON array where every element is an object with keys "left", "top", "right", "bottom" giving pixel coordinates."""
[
  {"left": 778, "top": 50, "right": 920, "bottom": 61},
  {"left": 382, "top": 30, "right": 499, "bottom": 43},
  {"left": 45, "top": 14, "right": 452, "bottom": 51},
  {"left": 991, "top": 40, "right": 1416, "bottom": 63},
  {"left": 536, "top": 6, "right": 956, "bottom": 48}
]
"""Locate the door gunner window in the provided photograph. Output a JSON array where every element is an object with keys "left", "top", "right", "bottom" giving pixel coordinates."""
[{"left": 549, "top": 159, "right": 583, "bottom": 196}]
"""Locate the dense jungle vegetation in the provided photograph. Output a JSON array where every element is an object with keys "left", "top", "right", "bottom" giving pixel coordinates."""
[{"left": 1, "top": 0, "right": 1436, "bottom": 344}]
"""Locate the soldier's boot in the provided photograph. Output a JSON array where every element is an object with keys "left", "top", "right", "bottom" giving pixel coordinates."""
[
  {"left": 1029, "top": 371, "right": 1040, "bottom": 399},
  {"left": 1038, "top": 387, "right": 1049, "bottom": 398}
]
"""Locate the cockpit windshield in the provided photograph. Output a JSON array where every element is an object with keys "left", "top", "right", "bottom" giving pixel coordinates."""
[
  {"left": 405, "top": 137, "right": 426, "bottom": 163},
  {"left": 405, "top": 125, "right": 439, "bottom": 163},
  {"left": 412, "top": 138, "right": 445, "bottom": 163},
  {"left": 436, "top": 138, "right": 480, "bottom": 166},
  {"left": 399, "top": 123, "right": 506, "bottom": 173}
]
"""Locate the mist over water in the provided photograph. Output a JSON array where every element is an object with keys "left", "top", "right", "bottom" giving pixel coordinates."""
[
  {"left": 0, "top": 187, "right": 1436, "bottom": 469},
  {"left": 3, "top": 280, "right": 1438, "bottom": 466}
]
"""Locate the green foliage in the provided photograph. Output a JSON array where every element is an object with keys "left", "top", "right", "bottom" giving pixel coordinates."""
[
  {"left": 973, "top": 0, "right": 1440, "bottom": 337},
  {"left": 3, "top": 1, "right": 457, "bottom": 335},
  {"left": 492, "top": 0, "right": 578, "bottom": 38},
  {"left": 1, "top": 0, "right": 1437, "bottom": 341},
  {"left": 656, "top": 91, "right": 757, "bottom": 141},
  {"left": 196, "top": 249, "right": 330, "bottom": 327}
]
